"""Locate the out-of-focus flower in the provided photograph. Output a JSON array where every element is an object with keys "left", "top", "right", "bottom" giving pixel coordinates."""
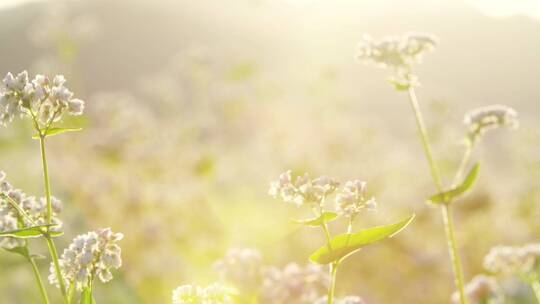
[
  {"left": 483, "top": 244, "right": 540, "bottom": 275},
  {"left": 463, "top": 105, "right": 518, "bottom": 144},
  {"left": 0, "top": 171, "right": 63, "bottom": 249},
  {"left": 172, "top": 283, "right": 235, "bottom": 304},
  {"left": 49, "top": 228, "right": 123, "bottom": 291},
  {"left": 335, "top": 180, "right": 377, "bottom": 218},
  {"left": 0, "top": 71, "right": 84, "bottom": 127},
  {"left": 451, "top": 275, "right": 502, "bottom": 304},
  {"left": 356, "top": 33, "right": 437, "bottom": 89},
  {"left": 269, "top": 171, "right": 339, "bottom": 207},
  {"left": 315, "top": 295, "right": 366, "bottom": 304},
  {"left": 260, "top": 263, "right": 330, "bottom": 304},
  {"left": 356, "top": 33, "right": 437, "bottom": 70},
  {"left": 214, "top": 247, "right": 263, "bottom": 291}
]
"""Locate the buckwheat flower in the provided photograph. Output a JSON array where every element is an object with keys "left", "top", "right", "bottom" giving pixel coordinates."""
[
  {"left": 269, "top": 171, "right": 339, "bottom": 207},
  {"left": 315, "top": 296, "right": 366, "bottom": 304},
  {"left": 356, "top": 33, "right": 437, "bottom": 71},
  {"left": 483, "top": 245, "right": 536, "bottom": 275},
  {"left": 335, "top": 180, "right": 377, "bottom": 217},
  {"left": 463, "top": 104, "right": 518, "bottom": 144},
  {"left": 172, "top": 283, "right": 235, "bottom": 304},
  {"left": 0, "top": 71, "right": 85, "bottom": 128},
  {"left": 356, "top": 33, "right": 437, "bottom": 89},
  {"left": 49, "top": 228, "right": 123, "bottom": 291},
  {"left": 0, "top": 212, "right": 25, "bottom": 249},
  {"left": 451, "top": 275, "right": 502, "bottom": 304},
  {"left": 260, "top": 263, "right": 329, "bottom": 304},
  {"left": 214, "top": 247, "right": 263, "bottom": 290}
]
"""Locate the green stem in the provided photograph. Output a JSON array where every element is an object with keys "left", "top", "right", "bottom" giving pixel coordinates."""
[
  {"left": 407, "top": 87, "right": 468, "bottom": 304},
  {"left": 28, "top": 254, "right": 50, "bottom": 304},
  {"left": 38, "top": 135, "right": 68, "bottom": 303},
  {"left": 531, "top": 278, "right": 540, "bottom": 304},
  {"left": 39, "top": 135, "right": 52, "bottom": 226},
  {"left": 327, "top": 261, "right": 339, "bottom": 304}
]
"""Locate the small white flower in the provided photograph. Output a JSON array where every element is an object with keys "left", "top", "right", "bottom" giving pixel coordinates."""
[
  {"left": 451, "top": 275, "right": 502, "bottom": 304},
  {"left": 214, "top": 247, "right": 263, "bottom": 291},
  {"left": 335, "top": 180, "right": 377, "bottom": 217},
  {"left": 49, "top": 228, "right": 123, "bottom": 291},
  {"left": 0, "top": 72, "right": 85, "bottom": 128},
  {"left": 67, "top": 98, "right": 85, "bottom": 115},
  {"left": 260, "top": 263, "right": 329, "bottom": 304},
  {"left": 269, "top": 171, "right": 339, "bottom": 207},
  {"left": 483, "top": 244, "right": 539, "bottom": 275},
  {"left": 463, "top": 104, "right": 518, "bottom": 143},
  {"left": 356, "top": 33, "right": 437, "bottom": 89},
  {"left": 172, "top": 283, "right": 235, "bottom": 304}
]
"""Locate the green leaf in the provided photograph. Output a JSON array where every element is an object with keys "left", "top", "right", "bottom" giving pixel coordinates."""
[
  {"left": 429, "top": 163, "right": 480, "bottom": 204},
  {"left": 80, "top": 287, "right": 96, "bottom": 304},
  {"left": 32, "top": 127, "right": 82, "bottom": 139},
  {"left": 0, "top": 224, "right": 61, "bottom": 238},
  {"left": 309, "top": 214, "right": 415, "bottom": 265},
  {"left": 4, "top": 246, "right": 30, "bottom": 258},
  {"left": 292, "top": 212, "right": 339, "bottom": 227}
]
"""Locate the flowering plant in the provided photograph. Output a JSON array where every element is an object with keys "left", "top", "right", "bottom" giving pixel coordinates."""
[{"left": 0, "top": 71, "right": 123, "bottom": 304}]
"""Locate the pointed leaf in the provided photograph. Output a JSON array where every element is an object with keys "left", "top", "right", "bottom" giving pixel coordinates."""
[
  {"left": 292, "top": 212, "right": 339, "bottom": 227},
  {"left": 309, "top": 214, "right": 415, "bottom": 264},
  {"left": 0, "top": 224, "right": 61, "bottom": 238},
  {"left": 4, "top": 246, "right": 30, "bottom": 258},
  {"left": 429, "top": 163, "right": 480, "bottom": 204},
  {"left": 33, "top": 127, "right": 82, "bottom": 139}
]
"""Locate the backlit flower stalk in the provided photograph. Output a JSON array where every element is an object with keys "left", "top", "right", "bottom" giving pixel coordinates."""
[
  {"left": 269, "top": 171, "right": 382, "bottom": 304},
  {"left": 356, "top": 33, "right": 482, "bottom": 304},
  {"left": 0, "top": 71, "right": 85, "bottom": 303}
]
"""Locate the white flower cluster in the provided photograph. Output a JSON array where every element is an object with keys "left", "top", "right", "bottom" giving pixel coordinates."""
[
  {"left": 483, "top": 244, "right": 540, "bottom": 275},
  {"left": 0, "top": 71, "right": 84, "bottom": 127},
  {"left": 260, "top": 263, "right": 330, "bottom": 304},
  {"left": 451, "top": 275, "right": 502, "bottom": 304},
  {"left": 172, "top": 283, "right": 235, "bottom": 304},
  {"left": 356, "top": 33, "right": 437, "bottom": 88},
  {"left": 214, "top": 247, "right": 263, "bottom": 291},
  {"left": 268, "top": 171, "right": 339, "bottom": 206},
  {"left": 463, "top": 104, "right": 518, "bottom": 143},
  {"left": 49, "top": 228, "right": 123, "bottom": 291},
  {"left": 0, "top": 171, "right": 63, "bottom": 249},
  {"left": 315, "top": 296, "right": 366, "bottom": 304},
  {"left": 335, "top": 180, "right": 377, "bottom": 218}
]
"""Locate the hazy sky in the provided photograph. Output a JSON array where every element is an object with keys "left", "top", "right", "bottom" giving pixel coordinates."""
[{"left": 2, "top": 0, "right": 540, "bottom": 20}]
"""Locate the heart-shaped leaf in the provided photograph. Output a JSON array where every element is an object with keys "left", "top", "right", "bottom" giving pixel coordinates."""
[
  {"left": 292, "top": 212, "right": 339, "bottom": 227},
  {"left": 429, "top": 163, "right": 480, "bottom": 204},
  {"left": 0, "top": 224, "right": 62, "bottom": 238},
  {"left": 33, "top": 127, "right": 82, "bottom": 139},
  {"left": 309, "top": 214, "right": 415, "bottom": 264}
]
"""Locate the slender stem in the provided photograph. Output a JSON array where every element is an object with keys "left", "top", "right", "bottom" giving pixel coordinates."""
[
  {"left": 531, "top": 278, "right": 540, "bottom": 304},
  {"left": 39, "top": 136, "right": 53, "bottom": 226},
  {"left": 38, "top": 135, "right": 68, "bottom": 302},
  {"left": 45, "top": 235, "right": 67, "bottom": 302},
  {"left": 406, "top": 87, "right": 468, "bottom": 304},
  {"left": 1, "top": 193, "right": 39, "bottom": 226},
  {"left": 28, "top": 254, "right": 50, "bottom": 304},
  {"left": 452, "top": 144, "right": 473, "bottom": 187},
  {"left": 327, "top": 261, "right": 339, "bottom": 304}
]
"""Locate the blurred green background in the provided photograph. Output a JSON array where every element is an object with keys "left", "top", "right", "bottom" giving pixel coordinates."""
[{"left": 0, "top": 0, "right": 539, "bottom": 303}]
